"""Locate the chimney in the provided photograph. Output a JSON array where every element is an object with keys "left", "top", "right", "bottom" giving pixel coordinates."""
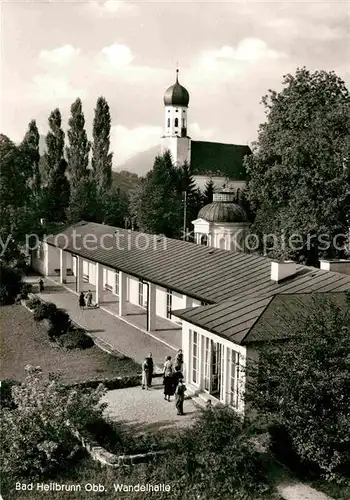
[
  {"left": 271, "top": 260, "right": 297, "bottom": 282},
  {"left": 320, "top": 259, "right": 350, "bottom": 276}
]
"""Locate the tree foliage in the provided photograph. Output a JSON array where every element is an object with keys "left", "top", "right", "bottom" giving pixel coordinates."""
[
  {"left": 135, "top": 151, "right": 183, "bottom": 237},
  {"left": 0, "top": 134, "right": 35, "bottom": 265},
  {"left": 246, "top": 293, "right": 350, "bottom": 483},
  {"left": 66, "top": 98, "right": 90, "bottom": 184},
  {"left": 42, "top": 109, "right": 70, "bottom": 222},
  {"left": 245, "top": 68, "right": 350, "bottom": 265},
  {"left": 67, "top": 176, "right": 100, "bottom": 224},
  {"left": 20, "top": 119, "right": 41, "bottom": 200},
  {"left": 91, "top": 96, "right": 113, "bottom": 194},
  {"left": 139, "top": 407, "right": 271, "bottom": 500},
  {"left": 178, "top": 162, "right": 202, "bottom": 238},
  {"left": 202, "top": 178, "right": 215, "bottom": 205},
  {"left": 1, "top": 366, "right": 106, "bottom": 482}
]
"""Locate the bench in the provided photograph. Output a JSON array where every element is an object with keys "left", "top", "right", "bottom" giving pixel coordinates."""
[{"left": 54, "top": 268, "right": 73, "bottom": 276}]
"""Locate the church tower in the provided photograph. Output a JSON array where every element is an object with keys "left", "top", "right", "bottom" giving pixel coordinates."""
[{"left": 161, "top": 69, "right": 191, "bottom": 166}]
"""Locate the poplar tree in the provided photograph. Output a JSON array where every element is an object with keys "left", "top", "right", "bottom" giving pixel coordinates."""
[
  {"left": 42, "top": 109, "right": 70, "bottom": 222},
  {"left": 91, "top": 96, "right": 113, "bottom": 194},
  {"left": 179, "top": 162, "right": 202, "bottom": 237},
  {"left": 20, "top": 120, "right": 41, "bottom": 201},
  {"left": 66, "top": 98, "right": 90, "bottom": 183}
]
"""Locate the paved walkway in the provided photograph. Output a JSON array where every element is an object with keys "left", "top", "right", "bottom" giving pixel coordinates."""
[
  {"left": 103, "top": 382, "right": 197, "bottom": 436},
  {"left": 28, "top": 277, "right": 177, "bottom": 366}
]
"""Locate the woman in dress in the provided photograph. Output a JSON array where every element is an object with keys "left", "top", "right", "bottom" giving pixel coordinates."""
[
  {"left": 79, "top": 291, "right": 85, "bottom": 310},
  {"left": 163, "top": 355, "right": 174, "bottom": 402}
]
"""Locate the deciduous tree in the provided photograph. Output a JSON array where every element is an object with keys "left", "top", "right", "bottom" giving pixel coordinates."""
[
  {"left": 245, "top": 68, "right": 350, "bottom": 265},
  {"left": 91, "top": 96, "right": 113, "bottom": 194},
  {"left": 247, "top": 293, "right": 350, "bottom": 483},
  {"left": 42, "top": 109, "right": 70, "bottom": 222},
  {"left": 66, "top": 98, "right": 90, "bottom": 184}
]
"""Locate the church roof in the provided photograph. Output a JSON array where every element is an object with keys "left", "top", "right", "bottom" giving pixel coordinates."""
[
  {"left": 164, "top": 71, "right": 189, "bottom": 107},
  {"left": 190, "top": 141, "right": 251, "bottom": 179}
]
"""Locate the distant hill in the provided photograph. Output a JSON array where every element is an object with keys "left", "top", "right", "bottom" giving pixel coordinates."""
[
  {"left": 115, "top": 145, "right": 159, "bottom": 176},
  {"left": 111, "top": 170, "right": 140, "bottom": 193}
]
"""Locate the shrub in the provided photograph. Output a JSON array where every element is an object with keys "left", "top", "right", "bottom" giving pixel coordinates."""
[
  {"left": 0, "top": 379, "right": 20, "bottom": 409},
  {"left": 26, "top": 297, "right": 41, "bottom": 310},
  {"left": 33, "top": 302, "right": 57, "bottom": 322},
  {"left": 1, "top": 365, "right": 107, "bottom": 482},
  {"left": 33, "top": 302, "right": 70, "bottom": 337},
  {"left": 141, "top": 407, "right": 272, "bottom": 499},
  {"left": 0, "top": 264, "right": 22, "bottom": 305},
  {"left": 58, "top": 329, "right": 94, "bottom": 349}
]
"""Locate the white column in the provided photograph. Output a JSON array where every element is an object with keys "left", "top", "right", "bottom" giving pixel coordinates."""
[
  {"left": 44, "top": 242, "right": 49, "bottom": 276},
  {"left": 184, "top": 295, "right": 192, "bottom": 309},
  {"left": 147, "top": 282, "right": 157, "bottom": 331},
  {"left": 77, "top": 257, "right": 84, "bottom": 293},
  {"left": 118, "top": 272, "right": 127, "bottom": 316},
  {"left": 222, "top": 346, "right": 228, "bottom": 405},
  {"left": 95, "top": 263, "right": 103, "bottom": 305},
  {"left": 59, "top": 249, "right": 67, "bottom": 284}
]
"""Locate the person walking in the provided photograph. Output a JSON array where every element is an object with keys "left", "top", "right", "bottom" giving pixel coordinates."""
[
  {"left": 174, "top": 349, "right": 184, "bottom": 372},
  {"left": 145, "top": 352, "right": 154, "bottom": 388},
  {"left": 79, "top": 291, "right": 85, "bottom": 310},
  {"left": 141, "top": 357, "right": 149, "bottom": 390},
  {"left": 163, "top": 355, "right": 174, "bottom": 402},
  {"left": 38, "top": 278, "right": 44, "bottom": 292},
  {"left": 86, "top": 290, "right": 93, "bottom": 307},
  {"left": 175, "top": 378, "right": 187, "bottom": 415}
]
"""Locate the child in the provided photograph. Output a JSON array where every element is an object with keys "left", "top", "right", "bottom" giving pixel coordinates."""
[{"left": 175, "top": 378, "right": 186, "bottom": 415}]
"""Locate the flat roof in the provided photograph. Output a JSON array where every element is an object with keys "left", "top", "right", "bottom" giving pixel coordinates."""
[{"left": 46, "top": 222, "right": 350, "bottom": 343}]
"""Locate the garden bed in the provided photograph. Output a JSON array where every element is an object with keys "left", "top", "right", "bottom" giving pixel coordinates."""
[{"left": 0, "top": 305, "right": 140, "bottom": 384}]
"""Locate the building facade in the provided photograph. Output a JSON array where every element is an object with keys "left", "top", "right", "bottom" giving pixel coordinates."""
[{"left": 32, "top": 222, "right": 350, "bottom": 415}]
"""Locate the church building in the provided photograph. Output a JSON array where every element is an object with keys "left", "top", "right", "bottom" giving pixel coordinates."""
[{"left": 161, "top": 70, "right": 252, "bottom": 191}]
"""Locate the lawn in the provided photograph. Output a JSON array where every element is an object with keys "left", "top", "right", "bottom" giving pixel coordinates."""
[{"left": 0, "top": 305, "right": 140, "bottom": 384}]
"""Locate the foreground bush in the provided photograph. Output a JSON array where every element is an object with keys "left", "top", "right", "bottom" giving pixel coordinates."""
[
  {"left": 0, "top": 379, "right": 20, "bottom": 409},
  {"left": 0, "top": 263, "right": 23, "bottom": 305},
  {"left": 27, "top": 296, "right": 41, "bottom": 310},
  {"left": 1, "top": 365, "right": 107, "bottom": 483},
  {"left": 139, "top": 407, "right": 272, "bottom": 500},
  {"left": 247, "top": 293, "right": 350, "bottom": 484}
]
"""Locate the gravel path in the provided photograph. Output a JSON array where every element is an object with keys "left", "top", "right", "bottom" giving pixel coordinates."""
[
  {"left": 103, "top": 382, "right": 198, "bottom": 435},
  {"left": 277, "top": 482, "right": 333, "bottom": 500}
]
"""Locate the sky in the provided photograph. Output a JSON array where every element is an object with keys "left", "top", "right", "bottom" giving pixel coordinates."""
[{"left": 1, "top": 0, "right": 349, "bottom": 168}]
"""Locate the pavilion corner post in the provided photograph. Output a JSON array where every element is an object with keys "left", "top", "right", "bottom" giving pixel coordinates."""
[
  {"left": 182, "top": 190, "right": 187, "bottom": 241},
  {"left": 141, "top": 279, "right": 149, "bottom": 331}
]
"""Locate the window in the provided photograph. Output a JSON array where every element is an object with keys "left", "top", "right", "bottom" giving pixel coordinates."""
[
  {"left": 167, "top": 118, "right": 170, "bottom": 127},
  {"left": 192, "top": 330, "right": 199, "bottom": 384},
  {"left": 229, "top": 349, "right": 240, "bottom": 409},
  {"left": 138, "top": 279, "right": 144, "bottom": 306},
  {"left": 174, "top": 117, "right": 179, "bottom": 128},
  {"left": 115, "top": 270, "right": 119, "bottom": 296},
  {"left": 182, "top": 118, "right": 185, "bottom": 127},
  {"left": 166, "top": 288, "right": 172, "bottom": 319}
]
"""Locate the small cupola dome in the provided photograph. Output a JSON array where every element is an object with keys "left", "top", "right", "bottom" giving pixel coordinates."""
[
  {"left": 164, "top": 69, "right": 190, "bottom": 107},
  {"left": 198, "top": 188, "right": 248, "bottom": 223}
]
